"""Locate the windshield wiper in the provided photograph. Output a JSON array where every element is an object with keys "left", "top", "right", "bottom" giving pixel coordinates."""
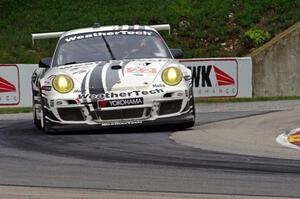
[
  {"left": 63, "top": 62, "right": 77, "bottom": 65},
  {"left": 101, "top": 35, "right": 116, "bottom": 60}
]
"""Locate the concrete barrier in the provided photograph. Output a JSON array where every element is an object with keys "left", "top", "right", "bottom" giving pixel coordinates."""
[{"left": 250, "top": 21, "right": 300, "bottom": 97}]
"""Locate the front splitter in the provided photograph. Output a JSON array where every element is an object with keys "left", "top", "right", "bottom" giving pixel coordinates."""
[{"left": 45, "top": 113, "right": 195, "bottom": 132}]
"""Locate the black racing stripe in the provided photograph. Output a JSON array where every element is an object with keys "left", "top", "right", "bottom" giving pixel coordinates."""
[
  {"left": 81, "top": 73, "right": 89, "bottom": 95},
  {"left": 90, "top": 109, "right": 98, "bottom": 120},
  {"left": 81, "top": 62, "right": 107, "bottom": 95},
  {"left": 105, "top": 62, "right": 122, "bottom": 91},
  {"left": 89, "top": 64, "right": 105, "bottom": 109},
  {"left": 121, "top": 60, "right": 131, "bottom": 76},
  {"left": 84, "top": 104, "right": 98, "bottom": 120},
  {"left": 89, "top": 65, "right": 105, "bottom": 94},
  {"left": 91, "top": 102, "right": 98, "bottom": 110}
]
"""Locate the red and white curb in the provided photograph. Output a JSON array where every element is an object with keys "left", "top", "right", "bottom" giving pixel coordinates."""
[{"left": 276, "top": 128, "right": 300, "bottom": 150}]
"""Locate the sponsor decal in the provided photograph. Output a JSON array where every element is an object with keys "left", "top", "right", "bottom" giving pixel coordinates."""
[
  {"left": 152, "top": 83, "right": 165, "bottom": 88},
  {"left": 98, "top": 97, "right": 143, "bottom": 108},
  {"left": 65, "top": 31, "right": 153, "bottom": 43},
  {"left": 0, "top": 65, "right": 20, "bottom": 106},
  {"left": 102, "top": 121, "right": 142, "bottom": 126},
  {"left": 0, "top": 77, "right": 16, "bottom": 93},
  {"left": 133, "top": 73, "right": 143, "bottom": 76},
  {"left": 78, "top": 89, "right": 164, "bottom": 100},
  {"left": 127, "top": 67, "right": 157, "bottom": 74},
  {"left": 185, "top": 60, "right": 238, "bottom": 97},
  {"left": 214, "top": 66, "right": 235, "bottom": 86}
]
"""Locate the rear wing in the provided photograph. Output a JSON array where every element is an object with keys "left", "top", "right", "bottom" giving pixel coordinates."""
[
  {"left": 150, "top": 24, "right": 171, "bottom": 34},
  {"left": 31, "top": 24, "right": 171, "bottom": 45},
  {"left": 32, "top": 31, "right": 64, "bottom": 45}
]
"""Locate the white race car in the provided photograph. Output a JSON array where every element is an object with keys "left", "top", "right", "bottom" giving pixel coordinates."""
[{"left": 31, "top": 24, "right": 195, "bottom": 132}]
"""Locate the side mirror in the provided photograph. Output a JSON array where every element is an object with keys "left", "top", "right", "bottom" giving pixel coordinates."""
[
  {"left": 39, "top": 57, "right": 52, "bottom": 68},
  {"left": 170, "top": 48, "right": 183, "bottom": 59}
]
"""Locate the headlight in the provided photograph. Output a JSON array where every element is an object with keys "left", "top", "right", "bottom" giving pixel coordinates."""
[
  {"left": 52, "top": 75, "right": 74, "bottom": 93},
  {"left": 162, "top": 67, "right": 183, "bottom": 86}
]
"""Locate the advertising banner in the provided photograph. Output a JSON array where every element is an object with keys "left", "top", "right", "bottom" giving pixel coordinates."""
[
  {"left": 0, "top": 64, "right": 38, "bottom": 107},
  {"left": 180, "top": 57, "right": 252, "bottom": 98},
  {"left": 0, "top": 65, "right": 20, "bottom": 106}
]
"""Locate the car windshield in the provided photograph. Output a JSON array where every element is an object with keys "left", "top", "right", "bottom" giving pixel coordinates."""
[{"left": 53, "top": 30, "right": 172, "bottom": 66}]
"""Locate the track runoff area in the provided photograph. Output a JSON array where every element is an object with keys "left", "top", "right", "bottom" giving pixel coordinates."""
[{"left": 1, "top": 101, "right": 300, "bottom": 198}]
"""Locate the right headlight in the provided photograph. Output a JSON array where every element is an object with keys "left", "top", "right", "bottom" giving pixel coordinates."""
[
  {"left": 162, "top": 67, "right": 183, "bottom": 86},
  {"left": 52, "top": 75, "right": 74, "bottom": 94}
]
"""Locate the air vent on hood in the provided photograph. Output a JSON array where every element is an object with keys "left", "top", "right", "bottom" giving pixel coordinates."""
[{"left": 111, "top": 65, "right": 122, "bottom": 70}]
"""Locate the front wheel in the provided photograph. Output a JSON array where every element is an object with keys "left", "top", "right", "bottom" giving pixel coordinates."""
[
  {"left": 177, "top": 91, "right": 196, "bottom": 129},
  {"left": 32, "top": 94, "right": 44, "bottom": 130}
]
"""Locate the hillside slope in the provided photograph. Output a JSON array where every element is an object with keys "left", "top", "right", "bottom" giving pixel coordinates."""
[{"left": 0, "top": 0, "right": 299, "bottom": 63}]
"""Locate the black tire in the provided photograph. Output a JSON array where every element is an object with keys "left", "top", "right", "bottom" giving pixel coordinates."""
[
  {"left": 188, "top": 88, "right": 196, "bottom": 122},
  {"left": 40, "top": 96, "right": 52, "bottom": 133},
  {"left": 190, "top": 87, "right": 196, "bottom": 117},
  {"left": 33, "top": 94, "right": 43, "bottom": 130},
  {"left": 33, "top": 87, "right": 47, "bottom": 131},
  {"left": 176, "top": 90, "right": 196, "bottom": 130},
  {"left": 40, "top": 96, "right": 48, "bottom": 132}
]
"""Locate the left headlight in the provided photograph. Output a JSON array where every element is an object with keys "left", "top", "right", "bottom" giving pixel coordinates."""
[
  {"left": 52, "top": 75, "right": 74, "bottom": 93},
  {"left": 162, "top": 67, "right": 183, "bottom": 86}
]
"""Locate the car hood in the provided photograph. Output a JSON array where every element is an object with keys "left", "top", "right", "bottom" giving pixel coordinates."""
[{"left": 51, "top": 59, "right": 180, "bottom": 93}]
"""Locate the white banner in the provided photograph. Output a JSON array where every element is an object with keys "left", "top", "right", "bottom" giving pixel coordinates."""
[
  {"left": 0, "top": 64, "right": 38, "bottom": 107},
  {"left": 0, "top": 65, "right": 20, "bottom": 106},
  {"left": 179, "top": 57, "right": 252, "bottom": 98}
]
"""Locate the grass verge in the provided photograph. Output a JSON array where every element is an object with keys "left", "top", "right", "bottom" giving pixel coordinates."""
[
  {"left": 0, "top": 107, "right": 32, "bottom": 114},
  {"left": 0, "top": 0, "right": 299, "bottom": 63}
]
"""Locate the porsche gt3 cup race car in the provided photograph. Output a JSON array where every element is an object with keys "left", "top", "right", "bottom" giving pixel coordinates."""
[{"left": 31, "top": 24, "right": 195, "bottom": 132}]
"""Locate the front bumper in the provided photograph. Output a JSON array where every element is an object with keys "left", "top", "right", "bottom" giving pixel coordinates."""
[
  {"left": 45, "top": 111, "right": 195, "bottom": 132},
  {"left": 42, "top": 86, "right": 195, "bottom": 132}
]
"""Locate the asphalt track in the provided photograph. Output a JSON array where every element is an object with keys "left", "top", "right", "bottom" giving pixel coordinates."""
[{"left": 1, "top": 102, "right": 300, "bottom": 198}]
